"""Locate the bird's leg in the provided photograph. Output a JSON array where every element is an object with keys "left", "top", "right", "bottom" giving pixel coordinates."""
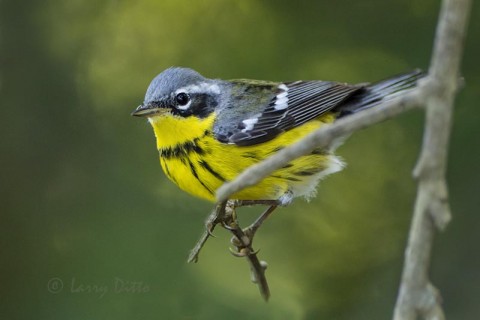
[
  {"left": 188, "top": 198, "right": 287, "bottom": 300},
  {"left": 244, "top": 204, "right": 278, "bottom": 241},
  {"left": 229, "top": 204, "right": 278, "bottom": 249},
  {"left": 188, "top": 199, "right": 251, "bottom": 263},
  {"left": 229, "top": 199, "right": 285, "bottom": 248},
  {"left": 188, "top": 199, "right": 271, "bottom": 300},
  {"left": 188, "top": 197, "right": 288, "bottom": 263}
]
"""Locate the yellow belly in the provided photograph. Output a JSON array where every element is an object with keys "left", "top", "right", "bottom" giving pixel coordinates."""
[{"left": 149, "top": 113, "right": 340, "bottom": 202}]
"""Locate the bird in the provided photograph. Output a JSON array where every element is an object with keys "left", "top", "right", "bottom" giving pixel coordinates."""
[
  {"left": 132, "top": 67, "right": 422, "bottom": 207},
  {"left": 131, "top": 66, "right": 425, "bottom": 250}
]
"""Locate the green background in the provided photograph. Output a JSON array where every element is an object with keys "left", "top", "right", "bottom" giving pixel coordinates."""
[{"left": 1, "top": 0, "right": 479, "bottom": 319}]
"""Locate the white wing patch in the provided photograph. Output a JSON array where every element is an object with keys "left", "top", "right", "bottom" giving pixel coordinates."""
[
  {"left": 241, "top": 113, "right": 262, "bottom": 132},
  {"left": 274, "top": 84, "right": 289, "bottom": 110}
]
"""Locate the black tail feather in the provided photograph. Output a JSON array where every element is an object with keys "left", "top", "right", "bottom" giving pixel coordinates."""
[{"left": 336, "top": 69, "right": 425, "bottom": 117}]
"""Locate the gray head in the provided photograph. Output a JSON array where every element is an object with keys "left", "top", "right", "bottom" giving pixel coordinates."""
[{"left": 132, "top": 67, "right": 222, "bottom": 118}]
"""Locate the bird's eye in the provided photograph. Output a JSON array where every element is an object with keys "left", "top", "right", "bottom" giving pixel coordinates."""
[{"left": 175, "top": 92, "right": 190, "bottom": 106}]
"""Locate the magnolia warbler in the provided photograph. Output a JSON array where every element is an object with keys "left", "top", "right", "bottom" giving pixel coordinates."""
[
  {"left": 132, "top": 68, "right": 423, "bottom": 299},
  {"left": 132, "top": 67, "right": 422, "bottom": 208}
]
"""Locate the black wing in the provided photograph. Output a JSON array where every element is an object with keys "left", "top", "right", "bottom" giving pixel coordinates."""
[{"left": 214, "top": 80, "right": 362, "bottom": 146}]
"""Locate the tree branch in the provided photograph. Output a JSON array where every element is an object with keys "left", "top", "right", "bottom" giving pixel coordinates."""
[
  {"left": 393, "top": 0, "right": 471, "bottom": 319},
  {"left": 216, "top": 89, "right": 424, "bottom": 202},
  {"left": 210, "top": 0, "right": 471, "bottom": 310}
]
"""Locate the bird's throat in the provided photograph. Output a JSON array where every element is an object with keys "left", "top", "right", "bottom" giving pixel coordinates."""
[{"left": 148, "top": 113, "right": 216, "bottom": 150}]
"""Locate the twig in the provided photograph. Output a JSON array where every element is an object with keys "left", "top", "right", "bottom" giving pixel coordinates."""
[
  {"left": 188, "top": 200, "right": 271, "bottom": 300},
  {"left": 393, "top": 0, "right": 471, "bottom": 319},
  {"left": 216, "top": 89, "right": 424, "bottom": 202},
  {"left": 188, "top": 201, "right": 227, "bottom": 263},
  {"left": 225, "top": 203, "right": 271, "bottom": 301}
]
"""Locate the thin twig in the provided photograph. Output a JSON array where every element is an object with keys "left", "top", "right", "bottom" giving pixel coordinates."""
[
  {"left": 188, "top": 200, "right": 271, "bottom": 300},
  {"left": 188, "top": 201, "right": 227, "bottom": 263},
  {"left": 225, "top": 204, "right": 271, "bottom": 301}
]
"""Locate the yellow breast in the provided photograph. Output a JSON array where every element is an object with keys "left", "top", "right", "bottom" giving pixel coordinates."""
[{"left": 148, "top": 112, "right": 341, "bottom": 202}]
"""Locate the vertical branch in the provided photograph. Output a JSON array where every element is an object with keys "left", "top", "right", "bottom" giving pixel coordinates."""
[{"left": 393, "top": 0, "right": 471, "bottom": 319}]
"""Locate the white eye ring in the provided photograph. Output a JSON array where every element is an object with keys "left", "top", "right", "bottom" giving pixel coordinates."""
[{"left": 174, "top": 91, "right": 191, "bottom": 110}]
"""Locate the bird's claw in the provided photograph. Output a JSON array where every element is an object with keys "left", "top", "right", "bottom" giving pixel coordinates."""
[
  {"left": 221, "top": 221, "right": 237, "bottom": 231},
  {"left": 206, "top": 223, "right": 217, "bottom": 237},
  {"left": 229, "top": 247, "right": 249, "bottom": 257},
  {"left": 229, "top": 246, "right": 260, "bottom": 258}
]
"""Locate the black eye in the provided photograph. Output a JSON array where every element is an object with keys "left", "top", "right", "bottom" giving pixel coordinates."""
[{"left": 175, "top": 92, "right": 190, "bottom": 106}]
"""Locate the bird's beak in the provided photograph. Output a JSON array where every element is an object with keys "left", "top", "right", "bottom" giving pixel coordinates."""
[{"left": 131, "top": 103, "right": 161, "bottom": 117}]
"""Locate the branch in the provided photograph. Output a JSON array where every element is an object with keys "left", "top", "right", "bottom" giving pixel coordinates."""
[
  {"left": 211, "top": 85, "right": 424, "bottom": 302},
  {"left": 393, "top": 0, "right": 471, "bottom": 319},
  {"left": 216, "top": 89, "right": 424, "bottom": 202},
  {"left": 201, "top": 0, "right": 470, "bottom": 306},
  {"left": 211, "top": 0, "right": 471, "bottom": 308}
]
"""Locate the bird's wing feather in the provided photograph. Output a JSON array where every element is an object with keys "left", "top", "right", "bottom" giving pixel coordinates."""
[{"left": 213, "top": 80, "right": 362, "bottom": 146}]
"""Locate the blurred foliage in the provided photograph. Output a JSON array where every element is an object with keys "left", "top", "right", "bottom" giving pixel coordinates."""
[{"left": 1, "top": 0, "right": 479, "bottom": 319}]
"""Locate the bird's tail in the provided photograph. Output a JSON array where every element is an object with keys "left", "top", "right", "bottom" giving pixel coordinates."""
[{"left": 336, "top": 69, "right": 425, "bottom": 117}]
